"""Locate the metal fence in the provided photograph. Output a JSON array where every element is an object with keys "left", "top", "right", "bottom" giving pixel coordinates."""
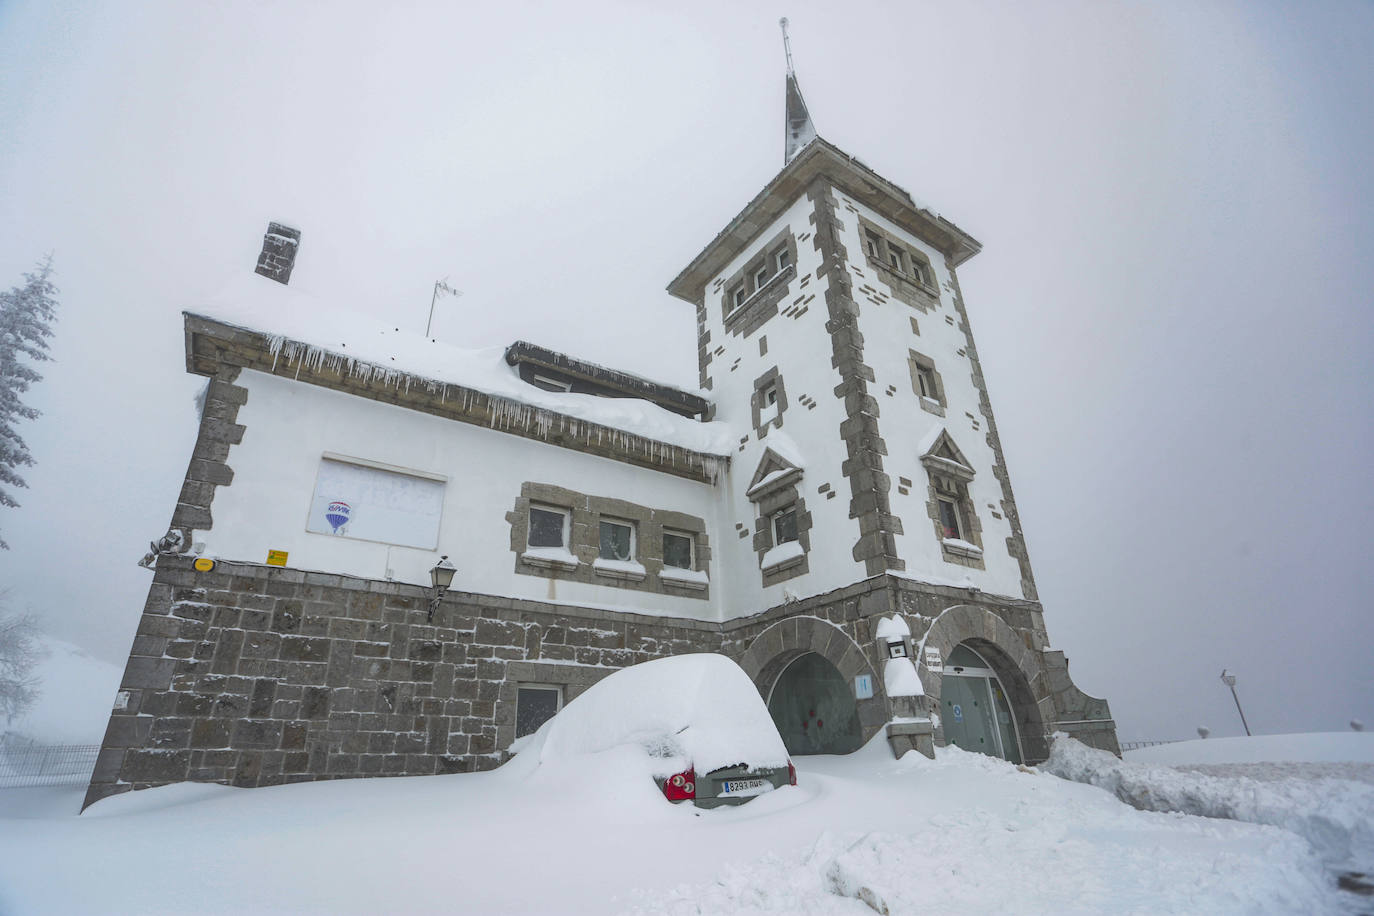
[
  {"left": 0, "top": 742, "right": 101, "bottom": 788},
  {"left": 1119, "top": 740, "right": 1181, "bottom": 752}
]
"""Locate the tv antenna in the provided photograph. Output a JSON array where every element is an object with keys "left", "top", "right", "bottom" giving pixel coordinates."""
[{"left": 427, "top": 277, "right": 463, "bottom": 338}]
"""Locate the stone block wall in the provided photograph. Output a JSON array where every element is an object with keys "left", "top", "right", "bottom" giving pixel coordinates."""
[
  {"left": 87, "top": 559, "right": 1117, "bottom": 809},
  {"left": 84, "top": 556, "right": 717, "bottom": 810}
]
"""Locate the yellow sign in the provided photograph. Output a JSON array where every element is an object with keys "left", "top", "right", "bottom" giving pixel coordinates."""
[
  {"left": 266, "top": 550, "right": 289, "bottom": 567},
  {"left": 193, "top": 557, "right": 215, "bottom": 572}
]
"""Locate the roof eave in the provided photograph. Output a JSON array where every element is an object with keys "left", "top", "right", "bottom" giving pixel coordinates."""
[{"left": 667, "top": 137, "right": 981, "bottom": 303}]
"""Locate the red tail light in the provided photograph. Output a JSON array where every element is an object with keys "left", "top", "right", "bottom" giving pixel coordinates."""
[
  {"left": 787, "top": 760, "right": 797, "bottom": 786},
  {"left": 662, "top": 767, "right": 696, "bottom": 802}
]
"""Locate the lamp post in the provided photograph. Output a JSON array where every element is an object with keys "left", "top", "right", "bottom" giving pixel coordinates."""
[
  {"left": 1219, "top": 669, "right": 1251, "bottom": 737},
  {"left": 428, "top": 555, "right": 456, "bottom": 622}
]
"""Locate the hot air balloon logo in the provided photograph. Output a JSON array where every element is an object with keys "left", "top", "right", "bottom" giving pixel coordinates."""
[{"left": 325, "top": 501, "right": 352, "bottom": 534}]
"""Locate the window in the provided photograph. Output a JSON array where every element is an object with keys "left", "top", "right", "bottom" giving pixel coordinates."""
[
  {"left": 662, "top": 531, "right": 694, "bottom": 569},
  {"left": 528, "top": 505, "right": 568, "bottom": 549},
  {"left": 915, "top": 363, "right": 937, "bottom": 400},
  {"left": 515, "top": 685, "right": 563, "bottom": 739},
  {"left": 774, "top": 247, "right": 790, "bottom": 273},
  {"left": 937, "top": 498, "right": 964, "bottom": 540},
  {"left": 307, "top": 455, "right": 446, "bottom": 550},
  {"left": 865, "top": 229, "right": 882, "bottom": 259},
  {"left": 754, "top": 264, "right": 771, "bottom": 290},
  {"left": 599, "top": 519, "right": 635, "bottom": 562},
  {"left": 910, "top": 261, "right": 927, "bottom": 285},
  {"left": 729, "top": 283, "right": 747, "bottom": 312},
  {"left": 921, "top": 432, "right": 984, "bottom": 565},
  {"left": 773, "top": 507, "right": 799, "bottom": 544},
  {"left": 888, "top": 244, "right": 906, "bottom": 272},
  {"left": 530, "top": 373, "right": 572, "bottom": 393}
]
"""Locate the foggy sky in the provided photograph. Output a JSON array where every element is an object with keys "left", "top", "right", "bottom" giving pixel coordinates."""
[{"left": 1, "top": 0, "right": 1370, "bottom": 742}]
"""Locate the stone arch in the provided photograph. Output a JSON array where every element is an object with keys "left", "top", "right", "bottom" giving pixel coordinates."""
[
  {"left": 737, "top": 615, "right": 885, "bottom": 747},
  {"left": 920, "top": 604, "right": 1052, "bottom": 763}
]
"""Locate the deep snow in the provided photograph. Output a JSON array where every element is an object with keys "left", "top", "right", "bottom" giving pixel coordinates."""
[{"left": 0, "top": 733, "right": 1352, "bottom": 914}]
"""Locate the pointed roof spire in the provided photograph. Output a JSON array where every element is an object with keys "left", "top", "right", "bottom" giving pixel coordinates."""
[{"left": 781, "top": 18, "right": 817, "bottom": 164}]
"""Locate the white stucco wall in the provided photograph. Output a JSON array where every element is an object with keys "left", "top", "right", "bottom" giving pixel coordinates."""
[
  {"left": 203, "top": 370, "right": 725, "bottom": 622},
  {"left": 836, "top": 192, "right": 1028, "bottom": 598},
  {"left": 698, "top": 194, "right": 871, "bottom": 614}
]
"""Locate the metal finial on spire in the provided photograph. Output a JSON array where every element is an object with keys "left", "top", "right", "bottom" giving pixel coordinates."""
[
  {"left": 780, "top": 18, "right": 795, "bottom": 75},
  {"left": 781, "top": 18, "right": 816, "bottom": 164}
]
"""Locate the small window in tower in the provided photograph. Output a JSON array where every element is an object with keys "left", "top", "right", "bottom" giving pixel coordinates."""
[
  {"left": 865, "top": 229, "right": 882, "bottom": 259},
  {"left": 888, "top": 244, "right": 906, "bottom": 272},
  {"left": 773, "top": 506, "right": 799, "bottom": 545},
  {"left": 729, "top": 283, "right": 747, "bottom": 313},
  {"left": 662, "top": 531, "right": 694, "bottom": 570},
  {"left": 599, "top": 519, "right": 635, "bottom": 562},
  {"left": 910, "top": 260, "right": 927, "bottom": 285},
  {"left": 937, "top": 498, "right": 964, "bottom": 540},
  {"left": 915, "top": 364, "right": 937, "bottom": 400},
  {"left": 774, "top": 247, "right": 790, "bottom": 273},
  {"left": 754, "top": 263, "right": 772, "bottom": 290},
  {"left": 759, "top": 382, "right": 780, "bottom": 424}
]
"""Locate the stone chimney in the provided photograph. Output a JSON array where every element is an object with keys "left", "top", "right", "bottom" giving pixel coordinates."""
[{"left": 254, "top": 222, "right": 301, "bottom": 285}]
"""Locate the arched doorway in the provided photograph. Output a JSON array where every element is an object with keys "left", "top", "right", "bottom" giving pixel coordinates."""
[
  {"left": 940, "top": 644, "right": 1023, "bottom": 764},
  {"left": 767, "top": 652, "right": 863, "bottom": 755}
]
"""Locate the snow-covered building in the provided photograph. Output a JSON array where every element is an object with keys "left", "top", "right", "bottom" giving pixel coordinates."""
[{"left": 86, "top": 69, "right": 1117, "bottom": 809}]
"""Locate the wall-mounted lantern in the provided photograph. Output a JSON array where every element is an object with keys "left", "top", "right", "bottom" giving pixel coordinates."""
[
  {"left": 428, "top": 555, "right": 456, "bottom": 622},
  {"left": 886, "top": 637, "right": 909, "bottom": 659}
]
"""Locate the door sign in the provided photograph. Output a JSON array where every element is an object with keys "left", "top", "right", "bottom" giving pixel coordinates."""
[
  {"left": 924, "top": 646, "right": 943, "bottom": 673},
  {"left": 952, "top": 703, "right": 964, "bottom": 723}
]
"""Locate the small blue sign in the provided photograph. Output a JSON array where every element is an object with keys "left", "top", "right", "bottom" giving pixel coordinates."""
[
  {"left": 325, "top": 501, "right": 352, "bottom": 533},
  {"left": 854, "top": 673, "right": 874, "bottom": 700},
  {"left": 952, "top": 703, "right": 963, "bottom": 723}
]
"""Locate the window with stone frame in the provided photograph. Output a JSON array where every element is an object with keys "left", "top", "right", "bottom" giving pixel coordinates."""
[
  {"left": 919, "top": 431, "right": 985, "bottom": 568},
  {"left": 510, "top": 483, "right": 710, "bottom": 597},
  {"left": 719, "top": 229, "right": 798, "bottom": 336},
  {"left": 598, "top": 518, "right": 635, "bottom": 562},
  {"left": 857, "top": 216, "right": 938, "bottom": 309},
  {"left": 751, "top": 367, "right": 787, "bottom": 438},
  {"left": 908, "top": 350, "right": 946, "bottom": 416},
  {"left": 662, "top": 530, "right": 694, "bottom": 569},
  {"left": 515, "top": 684, "right": 563, "bottom": 738},
  {"left": 528, "top": 504, "right": 569, "bottom": 549},
  {"left": 746, "top": 446, "right": 810, "bottom": 584}
]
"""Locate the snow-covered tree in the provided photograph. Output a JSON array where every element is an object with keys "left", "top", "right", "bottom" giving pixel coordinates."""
[
  {"left": 0, "top": 257, "right": 59, "bottom": 550},
  {"left": 0, "top": 603, "right": 44, "bottom": 726}
]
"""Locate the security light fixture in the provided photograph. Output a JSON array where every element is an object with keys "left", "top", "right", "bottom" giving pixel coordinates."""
[{"left": 427, "top": 555, "right": 456, "bottom": 622}]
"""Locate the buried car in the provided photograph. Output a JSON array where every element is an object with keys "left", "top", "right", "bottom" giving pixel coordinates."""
[{"left": 514, "top": 653, "right": 796, "bottom": 808}]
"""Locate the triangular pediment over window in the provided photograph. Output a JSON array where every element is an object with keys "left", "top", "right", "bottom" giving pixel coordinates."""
[
  {"left": 746, "top": 447, "right": 803, "bottom": 501},
  {"left": 919, "top": 429, "right": 975, "bottom": 481}
]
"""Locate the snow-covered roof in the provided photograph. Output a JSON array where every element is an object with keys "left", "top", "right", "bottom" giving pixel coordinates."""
[{"left": 185, "top": 272, "right": 737, "bottom": 473}]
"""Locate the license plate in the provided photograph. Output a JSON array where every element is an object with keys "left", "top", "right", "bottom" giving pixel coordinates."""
[{"left": 720, "top": 778, "right": 769, "bottom": 794}]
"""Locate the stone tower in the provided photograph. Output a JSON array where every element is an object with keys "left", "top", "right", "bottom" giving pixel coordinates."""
[{"left": 666, "top": 67, "right": 1118, "bottom": 762}]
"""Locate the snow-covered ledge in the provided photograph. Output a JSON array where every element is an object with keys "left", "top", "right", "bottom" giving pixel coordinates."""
[
  {"left": 760, "top": 540, "right": 805, "bottom": 573},
  {"left": 521, "top": 547, "right": 580, "bottom": 570},
  {"left": 658, "top": 567, "right": 709, "bottom": 590},
  {"left": 591, "top": 558, "right": 647, "bottom": 582},
  {"left": 941, "top": 538, "right": 983, "bottom": 559}
]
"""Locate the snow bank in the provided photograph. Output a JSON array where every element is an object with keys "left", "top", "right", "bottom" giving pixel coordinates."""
[
  {"left": 1043, "top": 735, "right": 1374, "bottom": 873},
  {"left": 1127, "top": 732, "right": 1374, "bottom": 766},
  {"left": 5, "top": 639, "right": 123, "bottom": 745},
  {"left": 631, "top": 743, "right": 1341, "bottom": 915},
  {"left": 532, "top": 654, "right": 789, "bottom": 776},
  {"left": 192, "top": 272, "right": 736, "bottom": 456}
]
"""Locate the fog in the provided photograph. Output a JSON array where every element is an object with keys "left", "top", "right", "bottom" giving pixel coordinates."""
[{"left": 1, "top": 0, "right": 1369, "bottom": 742}]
